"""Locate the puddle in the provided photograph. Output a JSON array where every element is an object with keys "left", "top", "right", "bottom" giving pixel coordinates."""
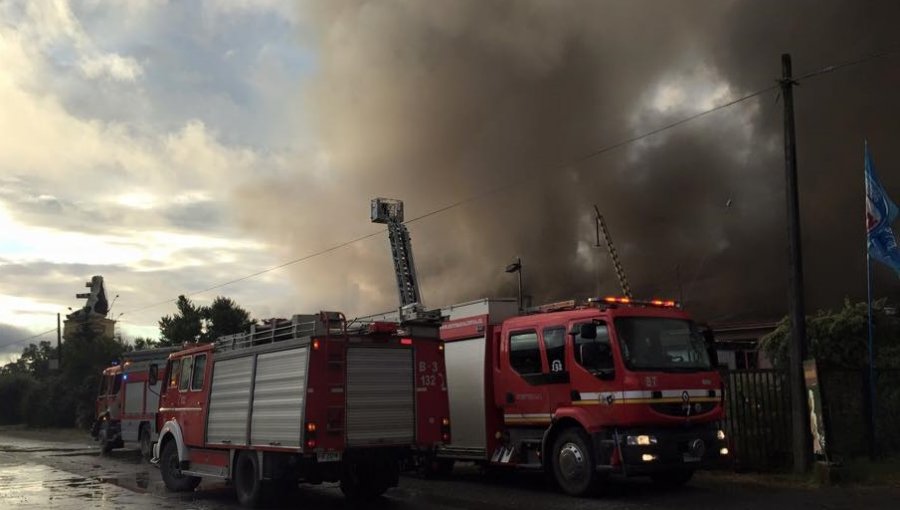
[
  {"left": 0, "top": 464, "right": 133, "bottom": 508},
  {"left": 0, "top": 445, "right": 89, "bottom": 453}
]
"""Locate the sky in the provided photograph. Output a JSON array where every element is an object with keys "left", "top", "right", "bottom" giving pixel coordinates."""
[{"left": 1, "top": 1, "right": 899, "bottom": 363}]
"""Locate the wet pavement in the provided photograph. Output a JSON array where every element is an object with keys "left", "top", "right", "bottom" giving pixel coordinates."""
[{"left": 1, "top": 430, "right": 898, "bottom": 509}]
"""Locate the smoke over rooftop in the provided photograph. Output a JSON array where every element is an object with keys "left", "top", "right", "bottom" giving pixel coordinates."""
[{"left": 236, "top": 0, "right": 900, "bottom": 322}]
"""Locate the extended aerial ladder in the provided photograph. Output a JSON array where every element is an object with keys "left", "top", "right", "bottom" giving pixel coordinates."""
[
  {"left": 371, "top": 198, "right": 441, "bottom": 324},
  {"left": 594, "top": 205, "right": 633, "bottom": 299}
]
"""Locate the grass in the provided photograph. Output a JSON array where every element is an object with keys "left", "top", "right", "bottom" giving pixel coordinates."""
[
  {"left": 700, "top": 458, "right": 900, "bottom": 489},
  {"left": 0, "top": 424, "right": 94, "bottom": 445}
]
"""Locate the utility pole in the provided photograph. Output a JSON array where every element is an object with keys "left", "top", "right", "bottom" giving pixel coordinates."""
[
  {"left": 56, "top": 312, "right": 62, "bottom": 369},
  {"left": 781, "top": 53, "right": 812, "bottom": 474}
]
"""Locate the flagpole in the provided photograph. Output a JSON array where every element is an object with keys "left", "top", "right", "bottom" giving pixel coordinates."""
[{"left": 865, "top": 140, "right": 878, "bottom": 459}]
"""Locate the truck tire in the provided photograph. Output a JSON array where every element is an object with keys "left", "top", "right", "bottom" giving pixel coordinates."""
[
  {"left": 99, "top": 422, "right": 114, "bottom": 455},
  {"left": 340, "top": 457, "right": 395, "bottom": 499},
  {"left": 651, "top": 468, "right": 694, "bottom": 488},
  {"left": 417, "top": 455, "right": 454, "bottom": 479},
  {"left": 550, "top": 428, "right": 602, "bottom": 496},
  {"left": 234, "top": 451, "right": 263, "bottom": 508},
  {"left": 139, "top": 426, "right": 152, "bottom": 459},
  {"left": 160, "top": 440, "right": 201, "bottom": 492}
]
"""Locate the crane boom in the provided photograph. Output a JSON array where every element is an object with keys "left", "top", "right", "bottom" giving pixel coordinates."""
[
  {"left": 594, "top": 205, "right": 633, "bottom": 299},
  {"left": 372, "top": 198, "right": 438, "bottom": 323}
]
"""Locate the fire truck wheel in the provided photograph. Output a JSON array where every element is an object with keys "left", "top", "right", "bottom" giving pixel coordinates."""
[
  {"left": 160, "top": 441, "right": 201, "bottom": 492},
  {"left": 417, "top": 455, "right": 454, "bottom": 479},
  {"left": 99, "top": 423, "right": 114, "bottom": 455},
  {"left": 340, "top": 458, "right": 393, "bottom": 499},
  {"left": 234, "top": 451, "right": 264, "bottom": 507},
  {"left": 139, "top": 426, "right": 152, "bottom": 459},
  {"left": 650, "top": 468, "right": 694, "bottom": 488},
  {"left": 550, "top": 428, "right": 600, "bottom": 497}
]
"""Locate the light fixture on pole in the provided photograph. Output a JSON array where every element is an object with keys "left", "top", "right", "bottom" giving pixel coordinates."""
[{"left": 505, "top": 257, "right": 523, "bottom": 312}]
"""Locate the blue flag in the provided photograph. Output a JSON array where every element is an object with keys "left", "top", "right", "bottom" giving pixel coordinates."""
[{"left": 865, "top": 143, "right": 900, "bottom": 275}]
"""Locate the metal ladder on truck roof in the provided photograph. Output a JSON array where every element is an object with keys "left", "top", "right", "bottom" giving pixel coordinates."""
[
  {"left": 214, "top": 311, "right": 346, "bottom": 352},
  {"left": 371, "top": 198, "right": 442, "bottom": 325}
]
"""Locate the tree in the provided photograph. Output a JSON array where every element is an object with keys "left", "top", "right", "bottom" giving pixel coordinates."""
[
  {"left": 201, "top": 296, "right": 253, "bottom": 342},
  {"left": 0, "top": 319, "right": 125, "bottom": 428},
  {"left": 158, "top": 295, "right": 203, "bottom": 346},
  {"left": 761, "top": 299, "right": 900, "bottom": 369},
  {"left": 158, "top": 295, "right": 254, "bottom": 346},
  {"left": 130, "top": 337, "right": 159, "bottom": 350}
]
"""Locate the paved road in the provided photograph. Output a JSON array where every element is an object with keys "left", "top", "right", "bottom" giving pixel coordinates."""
[{"left": 0, "top": 431, "right": 897, "bottom": 509}]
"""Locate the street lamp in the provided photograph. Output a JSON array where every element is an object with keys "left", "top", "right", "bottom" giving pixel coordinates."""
[{"left": 505, "top": 257, "right": 523, "bottom": 312}]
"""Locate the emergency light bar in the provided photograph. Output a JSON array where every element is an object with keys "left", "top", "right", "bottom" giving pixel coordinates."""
[{"left": 587, "top": 296, "right": 680, "bottom": 308}]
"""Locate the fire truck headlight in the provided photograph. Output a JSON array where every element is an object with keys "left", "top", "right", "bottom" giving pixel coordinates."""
[
  {"left": 720, "top": 447, "right": 729, "bottom": 456},
  {"left": 717, "top": 429, "right": 726, "bottom": 440},
  {"left": 641, "top": 454, "right": 657, "bottom": 462},
  {"left": 627, "top": 435, "right": 657, "bottom": 446}
]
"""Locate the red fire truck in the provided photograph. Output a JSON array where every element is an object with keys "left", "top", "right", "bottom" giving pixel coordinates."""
[
  {"left": 419, "top": 297, "right": 728, "bottom": 495},
  {"left": 151, "top": 311, "right": 450, "bottom": 507},
  {"left": 91, "top": 347, "right": 179, "bottom": 457}
]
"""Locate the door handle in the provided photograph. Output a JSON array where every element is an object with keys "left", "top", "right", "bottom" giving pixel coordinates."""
[{"left": 505, "top": 392, "right": 514, "bottom": 404}]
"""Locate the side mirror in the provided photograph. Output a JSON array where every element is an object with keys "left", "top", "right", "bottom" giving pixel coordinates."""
[
  {"left": 148, "top": 364, "right": 159, "bottom": 386},
  {"left": 579, "top": 323, "right": 597, "bottom": 340}
]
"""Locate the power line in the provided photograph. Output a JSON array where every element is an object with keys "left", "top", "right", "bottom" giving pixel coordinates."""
[
  {"left": 0, "top": 328, "right": 57, "bottom": 352},
  {"left": 108, "top": 46, "right": 897, "bottom": 320},
  {"left": 118, "top": 88, "right": 776, "bottom": 319},
  {"left": 796, "top": 45, "right": 900, "bottom": 81}
]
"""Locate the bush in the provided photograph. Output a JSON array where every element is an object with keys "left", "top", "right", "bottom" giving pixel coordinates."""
[
  {"left": 0, "top": 373, "right": 38, "bottom": 424},
  {"left": 760, "top": 299, "right": 900, "bottom": 369}
]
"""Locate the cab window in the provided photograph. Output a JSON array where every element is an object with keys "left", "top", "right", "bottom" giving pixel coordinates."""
[
  {"left": 191, "top": 354, "right": 207, "bottom": 391},
  {"left": 574, "top": 321, "right": 614, "bottom": 371},
  {"left": 543, "top": 327, "right": 566, "bottom": 373},
  {"left": 112, "top": 373, "right": 123, "bottom": 394},
  {"left": 509, "top": 330, "right": 542, "bottom": 375},
  {"left": 168, "top": 359, "right": 181, "bottom": 389},
  {"left": 98, "top": 375, "right": 109, "bottom": 395},
  {"left": 179, "top": 356, "right": 192, "bottom": 391}
]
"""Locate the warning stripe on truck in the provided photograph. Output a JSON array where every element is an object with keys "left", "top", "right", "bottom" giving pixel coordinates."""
[
  {"left": 573, "top": 389, "right": 721, "bottom": 406},
  {"left": 503, "top": 413, "right": 552, "bottom": 425}
]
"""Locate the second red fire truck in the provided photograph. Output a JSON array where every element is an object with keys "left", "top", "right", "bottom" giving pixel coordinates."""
[
  {"left": 375, "top": 297, "right": 729, "bottom": 495},
  {"left": 151, "top": 311, "right": 450, "bottom": 506},
  {"left": 92, "top": 347, "right": 179, "bottom": 456}
]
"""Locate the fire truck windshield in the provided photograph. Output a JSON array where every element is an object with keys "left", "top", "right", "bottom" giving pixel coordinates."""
[{"left": 613, "top": 317, "right": 711, "bottom": 372}]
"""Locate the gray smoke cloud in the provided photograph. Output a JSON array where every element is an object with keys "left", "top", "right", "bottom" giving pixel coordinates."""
[{"left": 235, "top": 0, "right": 900, "bottom": 323}]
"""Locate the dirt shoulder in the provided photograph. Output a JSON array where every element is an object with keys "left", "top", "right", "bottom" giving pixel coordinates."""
[{"left": 0, "top": 424, "right": 95, "bottom": 447}]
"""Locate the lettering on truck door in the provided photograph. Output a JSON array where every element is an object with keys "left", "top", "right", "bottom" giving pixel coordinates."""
[
  {"left": 570, "top": 320, "right": 619, "bottom": 423},
  {"left": 502, "top": 329, "right": 551, "bottom": 426},
  {"left": 540, "top": 326, "right": 572, "bottom": 412}
]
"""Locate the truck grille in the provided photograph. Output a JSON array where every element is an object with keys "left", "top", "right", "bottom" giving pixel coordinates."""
[{"left": 650, "top": 401, "right": 717, "bottom": 417}]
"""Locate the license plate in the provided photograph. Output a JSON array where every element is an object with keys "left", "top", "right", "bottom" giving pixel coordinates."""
[
  {"left": 683, "top": 453, "right": 701, "bottom": 463},
  {"left": 317, "top": 451, "right": 341, "bottom": 463}
]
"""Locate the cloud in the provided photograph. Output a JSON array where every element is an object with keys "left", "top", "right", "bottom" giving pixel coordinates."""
[
  {"left": 0, "top": 0, "right": 313, "bottom": 343},
  {"left": 0, "top": 322, "right": 47, "bottom": 362},
  {"left": 79, "top": 53, "right": 143, "bottom": 82}
]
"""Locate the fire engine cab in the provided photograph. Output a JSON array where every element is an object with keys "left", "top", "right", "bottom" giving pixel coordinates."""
[
  {"left": 427, "top": 297, "right": 728, "bottom": 495},
  {"left": 91, "top": 347, "right": 178, "bottom": 456},
  {"left": 151, "top": 311, "right": 449, "bottom": 507}
]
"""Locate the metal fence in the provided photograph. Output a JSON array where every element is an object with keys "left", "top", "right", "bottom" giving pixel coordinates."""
[
  {"left": 720, "top": 369, "right": 793, "bottom": 471},
  {"left": 719, "top": 367, "right": 900, "bottom": 471}
]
